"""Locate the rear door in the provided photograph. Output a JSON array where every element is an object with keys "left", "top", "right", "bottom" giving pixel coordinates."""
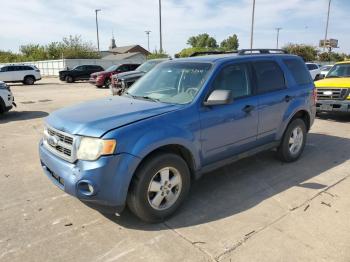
[
  {"left": 200, "top": 62, "right": 259, "bottom": 165},
  {"left": 253, "top": 60, "right": 290, "bottom": 143}
]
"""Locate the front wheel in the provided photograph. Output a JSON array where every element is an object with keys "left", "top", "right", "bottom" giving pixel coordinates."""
[
  {"left": 127, "top": 153, "right": 191, "bottom": 223},
  {"left": 277, "top": 118, "right": 307, "bottom": 162},
  {"left": 65, "top": 75, "right": 74, "bottom": 83}
]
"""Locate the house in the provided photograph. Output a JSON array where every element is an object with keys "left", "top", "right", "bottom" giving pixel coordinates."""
[{"left": 99, "top": 36, "right": 150, "bottom": 63}]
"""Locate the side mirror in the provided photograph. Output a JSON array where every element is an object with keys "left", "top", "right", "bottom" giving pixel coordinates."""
[
  {"left": 315, "top": 74, "right": 325, "bottom": 81},
  {"left": 204, "top": 90, "right": 233, "bottom": 106}
]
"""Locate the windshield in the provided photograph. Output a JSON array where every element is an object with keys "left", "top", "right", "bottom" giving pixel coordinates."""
[
  {"left": 105, "top": 65, "right": 119, "bottom": 72},
  {"left": 126, "top": 62, "right": 212, "bottom": 105},
  {"left": 137, "top": 60, "right": 164, "bottom": 73},
  {"left": 326, "top": 64, "right": 350, "bottom": 78},
  {"left": 321, "top": 65, "right": 332, "bottom": 71}
]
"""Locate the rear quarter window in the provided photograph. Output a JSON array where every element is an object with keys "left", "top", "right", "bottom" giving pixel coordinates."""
[
  {"left": 253, "top": 61, "right": 285, "bottom": 93},
  {"left": 284, "top": 59, "right": 312, "bottom": 85}
]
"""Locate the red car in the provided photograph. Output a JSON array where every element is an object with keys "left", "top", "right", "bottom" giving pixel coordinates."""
[{"left": 89, "top": 64, "right": 140, "bottom": 88}]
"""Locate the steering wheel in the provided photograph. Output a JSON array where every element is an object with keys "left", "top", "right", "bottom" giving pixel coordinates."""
[{"left": 185, "top": 87, "right": 198, "bottom": 97}]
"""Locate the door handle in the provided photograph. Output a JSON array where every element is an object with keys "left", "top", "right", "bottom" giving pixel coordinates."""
[
  {"left": 242, "top": 105, "right": 255, "bottom": 114},
  {"left": 285, "top": 95, "right": 293, "bottom": 102}
]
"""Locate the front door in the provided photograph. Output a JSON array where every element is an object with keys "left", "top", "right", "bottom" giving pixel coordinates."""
[{"left": 199, "top": 63, "right": 258, "bottom": 165}]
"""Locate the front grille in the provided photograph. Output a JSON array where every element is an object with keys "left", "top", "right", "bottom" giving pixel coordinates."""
[
  {"left": 317, "top": 88, "right": 349, "bottom": 100},
  {"left": 43, "top": 126, "right": 76, "bottom": 162},
  {"left": 47, "top": 128, "right": 73, "bottom": 145}
]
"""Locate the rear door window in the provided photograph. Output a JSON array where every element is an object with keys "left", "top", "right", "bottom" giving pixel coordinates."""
[
  {"left": 253, "top": 61, "right": 286, "bottom": 93},
  {"left": 283, "top": 59, "right": 312, "bottom": 85}
]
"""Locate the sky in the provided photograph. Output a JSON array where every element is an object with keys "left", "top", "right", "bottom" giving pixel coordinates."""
[{"left": 0, "top": 0, "right": 349, "bottom": 56}]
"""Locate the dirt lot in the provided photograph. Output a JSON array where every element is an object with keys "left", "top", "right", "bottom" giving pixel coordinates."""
[{"left": 1, "top": 78, "right": 350, "bottom": 262}]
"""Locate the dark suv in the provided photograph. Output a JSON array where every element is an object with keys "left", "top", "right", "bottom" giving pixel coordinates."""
[
  {"left": 59, "top": 65, "right": 104, "bottom": 83},
  {"left": 39, "top": 49, "right": 316, "bottom": 222}
]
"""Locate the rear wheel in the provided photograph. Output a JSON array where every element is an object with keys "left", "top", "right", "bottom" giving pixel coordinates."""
[
  {"left": 277, "top": 118, "right": 307, "bottom": 162},
  {"left": 65, "top": 75, "right": 74, "bottom": 83},
  {"left": 127, "top": 153, "right": 191, "bottom": 223},
  {"left": 23, "top": 76, "right": 35, "bottom": 85}
]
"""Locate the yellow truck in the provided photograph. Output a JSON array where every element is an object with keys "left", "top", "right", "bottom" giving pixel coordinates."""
[{"left": 315, "top": 61, "right": 350, "bottom": 114}]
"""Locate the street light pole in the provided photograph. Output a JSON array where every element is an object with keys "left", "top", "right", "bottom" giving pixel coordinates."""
[
  {"left": 275, "top": 27, "right": 282, "bottom": 49},
  {"left": 95, "top": 9, "right": 101, "bottom": 52},
  {"left": 250, "top": 0, "right": 256, "bottom": 51},
  {"left": 323, "top": 0, "right": 332, "bottom": 51},
  {"left": 145, "top": 31, "right": 151, "bottom": 51},
  {"left": 159, "top": 0, "right": 163, "bottom": 53}
]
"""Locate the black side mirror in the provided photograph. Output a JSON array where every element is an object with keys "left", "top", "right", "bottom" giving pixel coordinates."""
[
  {"left": 316, "top": 74, "right": 325, "bottom": 80},
  {"left": 204, "top": 90, "right": 233, "bottom": 106}
]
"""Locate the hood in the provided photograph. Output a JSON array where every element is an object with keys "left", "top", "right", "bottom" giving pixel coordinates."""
[
  {"left": 91, "top": 71, "right": 109, "bottom": 77},
  {"left": 112, "top": 70, "right": 144, "bottom": 80},
  {"left": 315, "top": 77, "right": 350, "bottom": 88},
  {"left": 45, "top": 96, "right": 180, "bottom": 137}
]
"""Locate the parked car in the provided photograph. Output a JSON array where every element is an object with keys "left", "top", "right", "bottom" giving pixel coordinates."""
[
  {"left": 0, "top": 64, "right": 41, "bottom": 85},
  {"left": 0, "top": 81, "right": 16, "bottom": 114},
  {"left": 319, "top": 64, "right": 333, "bottom": 78},
  {"left": 89, "top": 64, "right": 140, "bottom": 88},
  {"left": 39, "top": 49, "right": 316, "bottom": 222},
  {"left": 59, "top": 65, "right": 104, "bottom": 83},
  {"left": 306, "top": 62, "right": 321, "bottom": 80},
  {"left": 110, "top": 59, "right": 169, "bottom": 95},
  {"left": 315, "top": 61, "right": 350, "bottom": 114}
]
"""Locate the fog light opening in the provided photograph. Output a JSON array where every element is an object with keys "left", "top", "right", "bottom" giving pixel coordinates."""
[{"left": 78, "top": 181, "right": 95, "bottom": 196}]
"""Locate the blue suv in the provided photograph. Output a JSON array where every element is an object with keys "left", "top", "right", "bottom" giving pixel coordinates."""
[{"left": 39, "top": 49, "right": 316, "bottom": 222}]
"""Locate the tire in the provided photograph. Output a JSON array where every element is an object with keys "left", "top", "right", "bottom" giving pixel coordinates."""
[
  {"left": 104, "top": 78, "right": 111, "bottom": 88},
  {"left": 277, "top": 118, "right": 307, "bottom": 162},
  {"left": 23, "top": 76, "right": 35, "bottom": 85},
  {"left": 0, "top": 97, "right": 5, "bottom": 114},
  {"left": 65, "top": 75, "right": 74, "bottom": 83},
  {"left": 127, "top": 153, "right": 191, "bottom": 223}
]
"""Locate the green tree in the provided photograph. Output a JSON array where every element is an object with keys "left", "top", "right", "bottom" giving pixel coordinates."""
[
  {"left": 187, "top": 33, "right": 218, "bottom": 49},
  {"left": 0, "top": 35, "right": 100, "bottom": 63},
  {"left": 318, "top": 52, "right": 349, "bottom": 62},
  {"left": 282, "top": 43, "right": 318, "bottom": 61},
  {"left": 147, "top": 50, "right": 170, "bottom": 59},
  {"left": 220, "top": 34, "right": 239, "bottom": 51},
  {"left": 176, "top": 47, "right": 213, "bottom": 58}
]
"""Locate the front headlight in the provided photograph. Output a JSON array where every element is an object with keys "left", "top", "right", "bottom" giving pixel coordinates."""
[{"left": 77, "top": 137, "right": 116, "bottom": 161}]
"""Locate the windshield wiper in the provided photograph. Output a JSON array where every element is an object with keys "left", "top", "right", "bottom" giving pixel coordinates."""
[
  {"left": 139, "top": 96, "right": 161, "bottom": 102},
  {"left": 326, "top": 75, "right": 340, "bottom": 78}
]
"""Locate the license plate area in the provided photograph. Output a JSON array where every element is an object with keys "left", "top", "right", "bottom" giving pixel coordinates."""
[{"left": 320, "top": 104, "right": 333, "bottom": 111}]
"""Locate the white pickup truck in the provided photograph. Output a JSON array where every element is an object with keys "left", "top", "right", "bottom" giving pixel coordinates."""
[{"left": 0, "top": 81, "right": 16, "bottom": 114}]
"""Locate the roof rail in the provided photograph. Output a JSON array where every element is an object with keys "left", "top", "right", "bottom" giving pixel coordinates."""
[
  {"left": 238, "top": 49, "right": 288, "bottom": 55},
  {"left": 189, "top": 50, "right": 238, "bottom": 57}
]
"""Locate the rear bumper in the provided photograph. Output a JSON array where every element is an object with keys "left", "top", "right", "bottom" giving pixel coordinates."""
[
  {"left": 316, "top": 99, "right": 350, "bottom": 113},
  {"left": 39, "top": 140, "right": 141, "bottom": 213}
]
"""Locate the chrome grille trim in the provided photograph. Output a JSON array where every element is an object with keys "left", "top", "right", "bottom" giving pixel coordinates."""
[
  {"left": 43, "top": 125, "right": 78, "bottom": 163},
  {"left": 316, "top": 88, "right": 349, "bottom": 100}
]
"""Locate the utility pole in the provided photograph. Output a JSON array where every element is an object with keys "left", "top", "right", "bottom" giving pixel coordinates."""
[
  {"left": 159, "top": 0, "right": 163, "bottom": 53},
  {"left": 95, "top": 9, "right": 101, "bottom": 52},
  {"left": 250, "top": 0, "right": 256, "bottom": 51},
  {"left": 145, "top": 31, "right": 151, "bottom": 51},
  {"left": 275, "top": 27, "right": 282, "bottom": 49},
  {"left": 323, "top": 0, "right": 332, "bottom": 51}
]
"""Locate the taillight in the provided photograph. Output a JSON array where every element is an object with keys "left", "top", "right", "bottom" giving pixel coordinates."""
[{"left": 312, "top": 88, "right": 317, "bottom": 103}]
